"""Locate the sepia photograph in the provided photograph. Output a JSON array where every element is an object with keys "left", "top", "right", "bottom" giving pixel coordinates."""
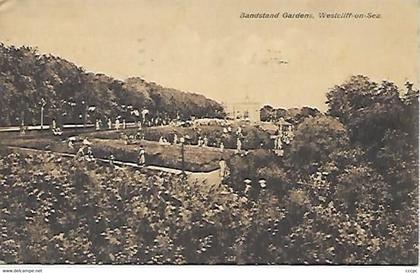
[{"left": 0, "top": 0, "right": 418, "bottom": 271}]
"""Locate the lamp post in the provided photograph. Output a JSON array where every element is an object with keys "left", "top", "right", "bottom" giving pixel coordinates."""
[
  {"left": 40, "top": 98, "right": 46, "bottom": 130},
  {"left": 78, "top": 113, "right": 83, "bottom": 130},
  {"left": 88, "top": 105, "right": 96, "bottom": 129},
  {"left": 69, "top": 101, "right": 76, "bottom": 131},
  {"left": 179, "top": 135, "right": 191, "bottom": 177},
  {"left": 126, "top": 105, "right": 133, "bottom": 124},
  {"left": 81, "top": 100, "right": 86, "bottom": 128},
  {"left": 180, "top": 137, "right": 186, "bottom": 176},
  {"left": 19, "top": 116, "right": 26, "bottom": 135}
]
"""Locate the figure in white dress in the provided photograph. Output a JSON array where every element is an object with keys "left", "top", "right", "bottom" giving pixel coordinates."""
[
  {"left": 236, "top": 137, "right": 242, "bottom": 153},
  {"left": 95, "top": 119, "right": 100, "bottom": 130},
  {"left": 138, "top": 146, "right": 146, "bottom": 167},
  {"left": 115, "top": 119, "right": 121, "bottom": 130},
  {"left": 198, "top": 136, "right": 204, "bottom": 147},
  {"left": 219, "top": 159, "right": 227, "bottom": 180}
]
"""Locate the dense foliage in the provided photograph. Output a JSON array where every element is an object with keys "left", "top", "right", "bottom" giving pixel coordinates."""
[
  {"left": 0, "top": 44, "right": 224, "bottom": 126},
  {"left": 0, "top": 55, "right": 417, "bottom": 265},
  {"left": 0, "top": 150, "right": 296, "bottom": 264},
  {"left": 226, "top": 76, "right": 418, "bottom": 264},
  {"left": 260, "top": 105, "right": 321, "bottom": 125}
]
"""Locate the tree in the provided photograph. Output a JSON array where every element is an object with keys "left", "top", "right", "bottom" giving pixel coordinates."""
[
  {"left": 0, "top": 44, "right": 225, "bottom": 126},
  {"left": 260, "top": 105, "right": 275, "bottom": 122},
  {"left": 326, "top": 75, "right": 406, "bottom": 146},
  {"left": 288, "top": 115, "right": 349, "bottom": 171}
]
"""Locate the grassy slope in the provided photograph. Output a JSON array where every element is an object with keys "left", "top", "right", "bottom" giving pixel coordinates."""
[{"left": 0, "top": 137, "right": 233, "bottom": 172}]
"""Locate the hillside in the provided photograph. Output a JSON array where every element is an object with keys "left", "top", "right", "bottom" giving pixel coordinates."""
[{"left": 0, "top": 44, "right": 224, "bottom": 127}]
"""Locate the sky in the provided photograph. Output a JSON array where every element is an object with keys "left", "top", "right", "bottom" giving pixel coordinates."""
[{"left": 0, "top": 0, "right": 418, "bottom": 111}]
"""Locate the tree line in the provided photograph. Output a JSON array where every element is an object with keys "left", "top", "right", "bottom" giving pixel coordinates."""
[
  {"left": 260, "top": 105, "right": 321, "bottom": 125},
  {"left": 0, "top": 44, "right": 225, "bottom": 127}
]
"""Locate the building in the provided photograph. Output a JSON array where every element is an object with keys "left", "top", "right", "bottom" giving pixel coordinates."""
[
  {"left": 224, "top": 95, "right": 261, "bottom": 123},
  {"left": 276, "top": 118, "right": 294, "bottom": 144}
]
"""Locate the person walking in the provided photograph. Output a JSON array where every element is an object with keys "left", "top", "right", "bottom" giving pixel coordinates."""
[
  {"left": 68, "top": 138, "right": 75, "bottom": 151},
  {"left": 138, "top": 146, "right": 146, "bottom": 167},
  {"left": 236, "top": 137, "right": 242, "bottom": 153},
  {"left": 220, "top": 141, "right": 224, "bottom": 153},
  {"left": 75, "top": 145, "right": 85, "bottom": 160},
  {"left": 219, "top": 158, "right": 227, "bottom": 180},
  {"left": 109, "top": 154, "right": 115, "bottom": 167},
  {"left": 203, "top": 136, "right": 208, "bottom": 147},
  {"left": 244, "top": 179, "right": 252, "bottom": 195},
  {"left": 115, "top": 119, "right": 121, "bottom": 130},
  {"left": 19, "top": 122, "right": 26, "bottom": 136},
  {"left": 86, "top": 146, "right": 94, "bottom": 161},
  {"left": 95, "top": 119, "right": 100, "bottom": 130}
]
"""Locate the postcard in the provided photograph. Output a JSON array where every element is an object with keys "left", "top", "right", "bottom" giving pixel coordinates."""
[{"left": 0, "top": 0, "right": 418, "bottom": 270}]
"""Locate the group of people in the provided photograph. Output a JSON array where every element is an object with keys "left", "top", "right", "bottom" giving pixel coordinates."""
[
  {"left": 94, "top": 114, "right": 182, "bottom": 131},
  {"left": 243, "top": 178, "right": 267, "bottom": 195},
  {"left": 96, "top": 118, "right": 128, "bottom": 131},
  {"left": 74, "top": 138, "right": 95, "bottom": 162},
  {"left": 96, "top": 117, "right": 291, "bottom": 156},
  {"left": 121, "top": 130, "right": 144, "bottom": 145},
  {"left": 18, "top": 119, "right": 63, "bottom": 136},
  {"left": 104, "top": 145, "right": 146, "bottom": 168},
  {"left": 69, "top": 136, "right": 147, "bottom": 168},
  {"left": 65, "top": 118, "right": 293, "bottom": 176},
  {"left": 152, "top": 125, "right": 245, "bottom": 152},
  {"left": 197, "top": 136, "right": 208, "bottom": 147},
  {"left": 158, "top": 136, "right": 171, "bottom": 145}
]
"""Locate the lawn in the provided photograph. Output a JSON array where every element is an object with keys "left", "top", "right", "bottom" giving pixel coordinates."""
[
  {"left": 81, "top": 123, "right": 275, "bottom": 150},
  {"left": 0, "top": 136, "right": 234, "bottom": 172},
  {"left": 0, "top": 122, "right": 275, "bottom": 172}
]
